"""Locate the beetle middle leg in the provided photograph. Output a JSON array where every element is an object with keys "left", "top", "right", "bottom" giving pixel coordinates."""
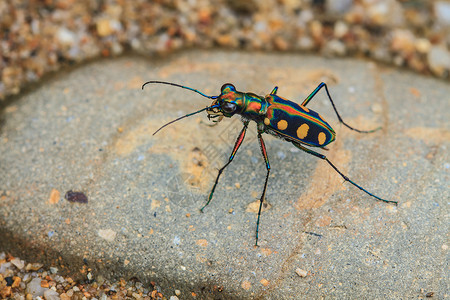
[
  {"left": 301, "top": 82, "right": 380, "bottom": 134},
  {"left": 255, "top": 132, "right": 271, "bottom": 246},
  {"left": 292, "top": 142, "right": 397, "bottom": 205},
  {"left": 201, "top": 120, "right": 249, "bottom": 212}
]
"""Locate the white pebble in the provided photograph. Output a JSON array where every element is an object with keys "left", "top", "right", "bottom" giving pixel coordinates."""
[
  {"left": 324, "top": 39, "right": 346, "bottom": 56},
  {"left": 415, "top": 38, "right": 431, "bottom": 54},
  {"left": 98, "top": 228, "right": 117, "bottom": 242},
  {"left": 0, "top": 261, "right": 12, "bottom": 274},
  {"left": 428, "top": 46, "right": 450, "bottom": 77},
  {"left": 43, "top": 289, "right": 60, "bottom": 300},
  {"left": 334, "top": 21, "right": 348, "bottom": 38},
  {"left": 57, "top": 27, "right": 76, "bottom": 46},
  {"left": 435, "top": 1, "right": 450, "bottom": 26},
  {"left": 326, "top": 0, "right": 352, "bottom": 14},
  {"left": 295, "top": 268, "right": 308, "bottom": 277},
  {"left": 297, "top": 36, "right": 314, "bottom": 50},
  {"left": 26, "top": 278, "right": 47, "bottom": 297}
]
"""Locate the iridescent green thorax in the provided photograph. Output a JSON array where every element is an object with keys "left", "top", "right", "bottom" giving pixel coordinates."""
[
  {"left": 240, "top": 92, "right": 267, "bottom": 118},
  {"left": 216, "top": 85, "right": 267, "bottom": 119}
]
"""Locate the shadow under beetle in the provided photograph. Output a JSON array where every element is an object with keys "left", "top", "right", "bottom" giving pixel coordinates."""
[{"left": 142, "top": 80, "right": 398, "bottom": 246}]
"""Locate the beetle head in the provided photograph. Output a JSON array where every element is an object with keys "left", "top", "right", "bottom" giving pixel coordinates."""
[{"left": 207, "top": 83, "right": 241, "bottom": 121}]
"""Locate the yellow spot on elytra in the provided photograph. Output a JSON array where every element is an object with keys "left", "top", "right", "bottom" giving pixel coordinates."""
[
  {"left": 318, "top": 132, "right": 326, "bottom": 145},
  {"left": 264, "top": 118, "right": 270, "bottom": 125},
  {"left": 302, "top": 106, "right": 309, "bottom": 113},
  {"left": 297, "top": 124, "right": 309, "bottom": 139},
  {"left": 277, "top": 120, "right": 288, "bottom": 130}
]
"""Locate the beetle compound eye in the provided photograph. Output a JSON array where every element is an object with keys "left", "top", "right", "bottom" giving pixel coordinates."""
[
  {"left": 222, "top": 102, "right": 237, "bottom": 113},
  {"left": 221, "top": 83, "right": 236, "bottom": 93}
]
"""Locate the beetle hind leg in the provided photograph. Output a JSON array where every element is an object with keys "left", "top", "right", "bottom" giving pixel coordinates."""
[
  {"left": 302, "top": 82, "right": 381, "bottom": 134},
  {"left": 292, "top": 142, "right": 397, "bottom": 205}
]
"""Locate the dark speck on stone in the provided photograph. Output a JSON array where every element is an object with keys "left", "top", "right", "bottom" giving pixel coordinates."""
[
  {"left": 154, "top": 212, "right": 157, "bottom": 217},
  {"left": 65, "top": 190, "right": 88, "bottom": 203}
]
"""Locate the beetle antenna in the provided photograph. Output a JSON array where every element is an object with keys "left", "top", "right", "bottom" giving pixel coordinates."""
[
  {"left": 153, "top": 105, "right": 220, "bottom": 135},
  {"left": 142, "top": 80, "right": 218, "bottom": 100}
]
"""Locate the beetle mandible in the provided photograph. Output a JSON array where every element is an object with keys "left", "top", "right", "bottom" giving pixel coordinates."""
[{"left": 142, "top": 81, "right": 398, "bottom": 246}]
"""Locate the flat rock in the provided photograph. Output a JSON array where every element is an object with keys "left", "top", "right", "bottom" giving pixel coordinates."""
[{"left": 0, "top": 51, "right": 448, "bottom": 299}]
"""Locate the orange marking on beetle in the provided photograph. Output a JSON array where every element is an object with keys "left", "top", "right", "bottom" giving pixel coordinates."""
[
  {"left": 277, "top": 120, "right": 288, "bottom": 130},
  {"left": 301, "top": 106, "right": 309, "bottom": 113},
  {"left": 297, "top": 124, "right": 309, "bottom": 139},
  {"left": 264, "top": 118, "right": 271, "bottom": 125},
  {"left": 247, "top": 101, "right": 262, "bottom": 112},
  {"left": 318, "top": 132, "right": 326, "bottom": 145}
]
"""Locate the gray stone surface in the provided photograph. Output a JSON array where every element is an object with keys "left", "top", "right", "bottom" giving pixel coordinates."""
[{"left": 0, "top": 51, "right": 448, "bottom": 299}]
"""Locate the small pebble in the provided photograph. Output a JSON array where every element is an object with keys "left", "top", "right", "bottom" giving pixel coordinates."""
[
  {"left": 43, "top": 289, "right": 60, "bottom": 300},
  {"left": 11, "top": 258, "right": 25, "bottom": 270},
  {"left": 25, "top": 278, "right": 46, "bottom": 297},
  {"left": 371, "top": 103, "right": 383, "bottom": 114},
  {"left": 5, "top": 276, "right": 14, "bottom": 286},
  {"left": 434, "top": 1, "right": 450, "bottom": 26},
  {"left": 415, "top": 38, "right": 431, "bottom": 54},
  {"left": 428, "top": 46, "right": 450, "bottom": 77},
  {"left": 295, "top": 268, "right": 308, "bottom": 277},
  {"left": 98, "top": 229, "right": 117, "bottom": 242},
  {"left": 334, "top": 21, "right": 349, "bottom": 38},
  {"left": 324, "top": 39, "right": 347, "bottom": 56},
  {"left": 326, "top": 0, "right": 353, "bottom": 14},
  {"left": 26, "top": 263, "right": 43, "bottom": 271}
]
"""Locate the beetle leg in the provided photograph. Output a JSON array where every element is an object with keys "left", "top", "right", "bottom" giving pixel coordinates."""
[
  {"left": 201, "top": 120, "right": 250, "bottom": 212},
  {"left": 301, "top": 82, "right": 381, "bottom": 134},
  {"left": 292, "top": 142, "right": 397, "bottom": 205},
  {"left": 255, "top": 132, "right": 271, "bottom": 246},
  {"left": 270, "top": 86, "right": 278, "bottom": 95}
]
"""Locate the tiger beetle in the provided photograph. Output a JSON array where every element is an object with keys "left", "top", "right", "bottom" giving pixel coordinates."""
[{"left": 142, "top": 80, "right": 398, "bottom": 246}]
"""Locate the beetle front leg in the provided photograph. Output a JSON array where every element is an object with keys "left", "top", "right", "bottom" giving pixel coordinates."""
[{"left": 201, "top": 120, "right": 249, "bottom": 212}]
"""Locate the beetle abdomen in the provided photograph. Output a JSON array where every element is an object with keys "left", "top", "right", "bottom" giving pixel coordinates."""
[{"left": 264, "top": 96, "right": 335, "bottom": 147}]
